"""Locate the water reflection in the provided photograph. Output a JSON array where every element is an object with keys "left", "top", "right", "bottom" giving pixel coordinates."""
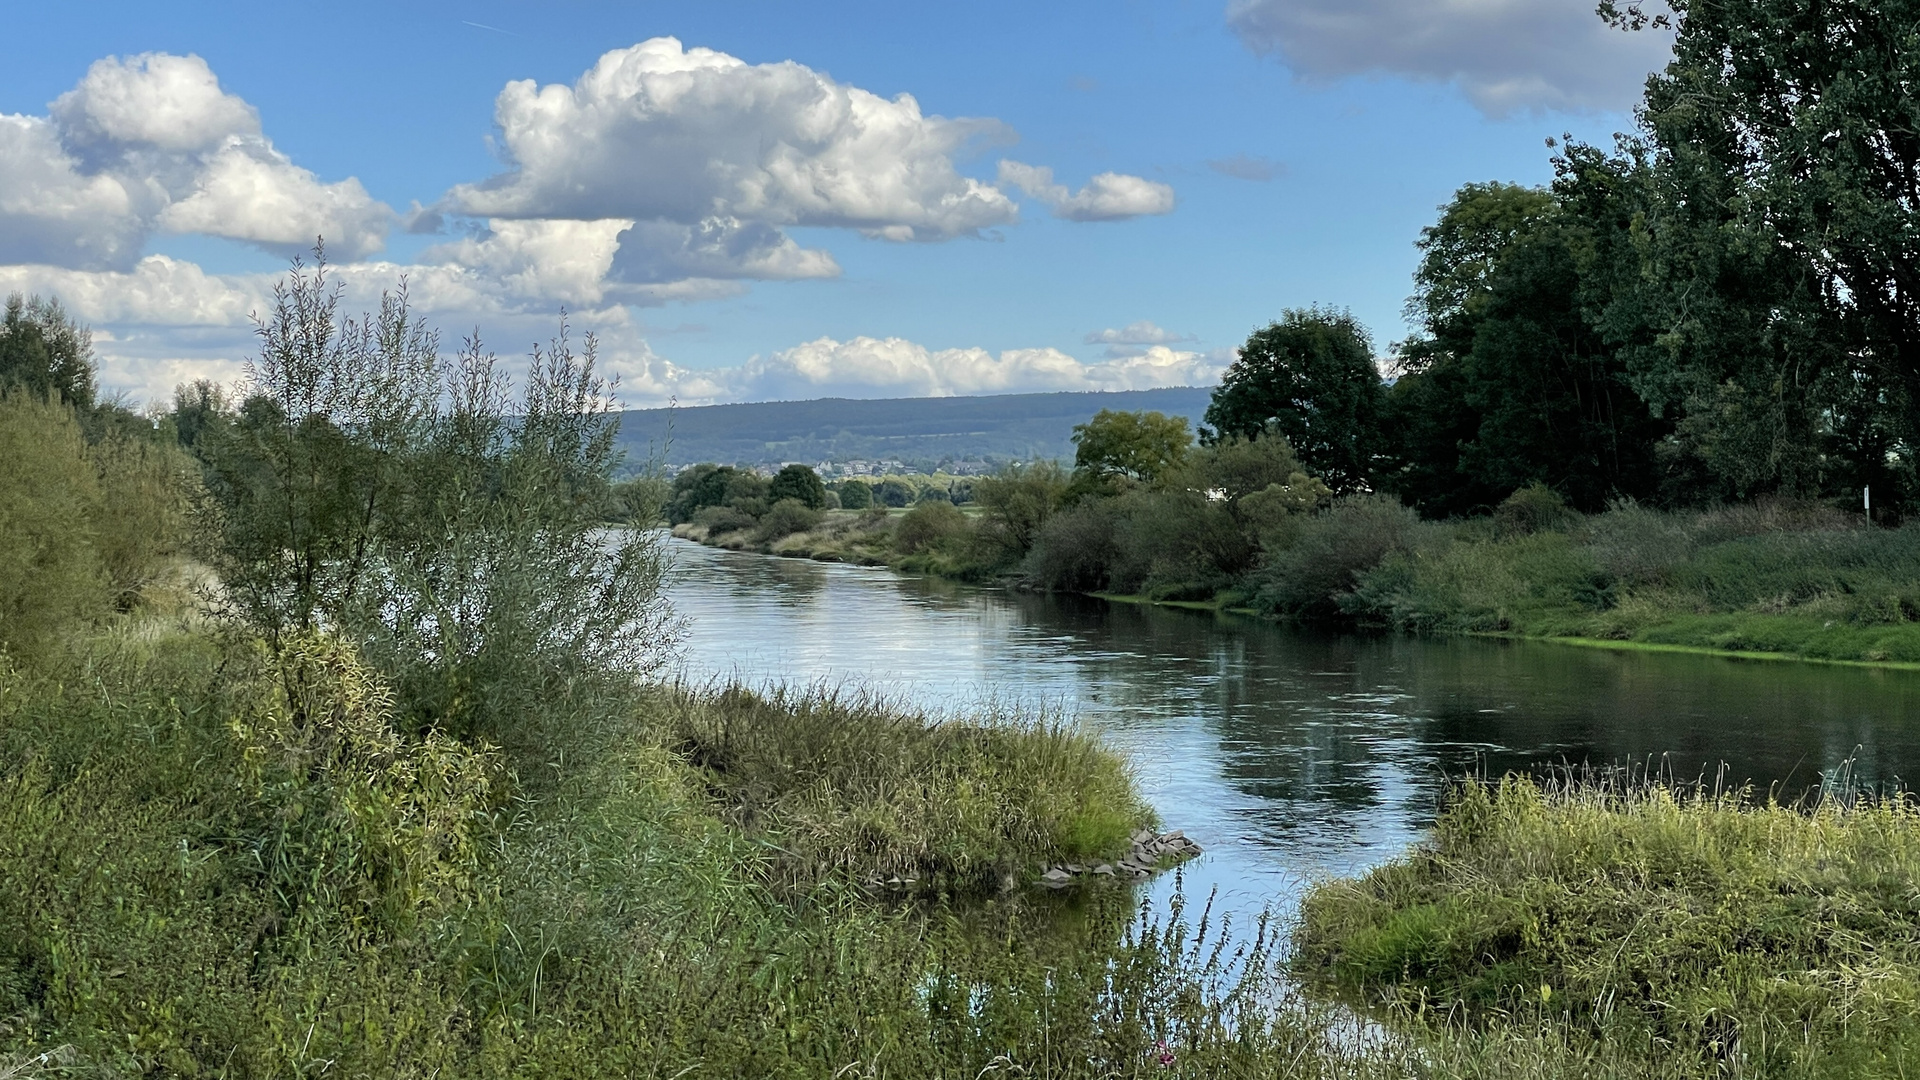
[{"left": 664, "top": 538, "right": 1920, "bottom": 922}]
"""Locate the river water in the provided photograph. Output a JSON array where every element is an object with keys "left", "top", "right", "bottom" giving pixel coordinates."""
[{"left": 663, "top": 537, "right": 1920, "bottom": 923}]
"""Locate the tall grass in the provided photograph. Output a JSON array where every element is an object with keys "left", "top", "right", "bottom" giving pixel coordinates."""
[
  {"left": 1342, "top": 498, "right": 1920, "bottom": 663},
  {"left": 1294, "top": 771, "right": 1920, "bottom": 1076},
  {"left": 8, "top": 623, "right": 1895, "bottom": 1075}
]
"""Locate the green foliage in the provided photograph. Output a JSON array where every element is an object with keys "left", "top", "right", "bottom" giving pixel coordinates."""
[
  {"left": 1386, "top": 182, "right": 1668, "bottom": 515},
  {"left": 893, "top": 498, "right": 971, "bottom": 555},
  {"left": 167, "top": 378, "right": 229, "bottom": 450},
  {"left": 668, "top": 464, "right": 770, "bottom": 524},
  {"left": 1070, "top": 409, "right": 1194, "bottom": 486},
  {"left": 1342, "top": 500, "right": 1920, "bottom": 662},
  {"left": 836, "top": 478, "right": 873, "bottom": 509},
  {"left": 648, "top": 685, "right": 1148, "bottom": 895},
  {"left": 754, "top": 497, "right": 823, "bottom": 541},
  {"left": 873, "top": 477, "right": 915, "bottom": 508},
  {"left": 0, "top": 294, "right": 95, "bottom": 413},
  {"left": 1253, "top": 495, "right": 1422, "bottom": 621},
  {"left": 1594, "top": 0, "right": 1920, "bottom": 509},
  {"left": 1295, "top": 774, "right": 1920, "bottom": 1075},
  {"left": 86, "top": 430, "right": 197, "bottom": 610},
  {"left": 196, "top": 254, "right": 673, "bottom": 743},
  {"left": 608, "top": 473, "right": 670, "bottom": 523},
  {"left": 1204, "top": 308, "right": 1383, "bottom": 493},
  {"left": 971, "top": 460, "right": 1068, "bottom": 563},
  {"left": 766, "top": 463, "right": 827, "bottom": 509},
  {"left": 1493, "top": 482, "right": 1576, "bottom": 538},
  {"left": 0, "top": 393, "right": 105, "bottom": 660}
]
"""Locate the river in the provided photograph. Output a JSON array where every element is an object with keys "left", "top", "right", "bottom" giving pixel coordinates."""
[{"left": 663, "top": 537, "right": 1920, "bottom": 923}]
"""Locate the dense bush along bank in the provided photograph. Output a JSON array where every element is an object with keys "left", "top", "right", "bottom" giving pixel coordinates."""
[
  {"left": 672, "top": 446, "right": 1920, "bottom": 666},
  {"left": 1293, "top": 774, "right": 1920, "bottom": 1076}
]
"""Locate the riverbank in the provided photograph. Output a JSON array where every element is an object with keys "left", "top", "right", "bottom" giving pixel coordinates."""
[
  {"left": 673, "top": 504, "right": 1920, "bottom": 671},
  {"left": 16, "top": 618, "right": 1904, "bottom": 1076},
  {"left": 0, "top": 619, "right": 1180, "bottom": 1073},
  {"left": 1293, "top": 774, "right": 1920, "bottom": 1076}
]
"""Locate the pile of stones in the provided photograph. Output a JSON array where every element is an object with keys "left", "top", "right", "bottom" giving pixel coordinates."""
[{"left": 1038, "top": 829, "right": 1201, "bottom": 889}]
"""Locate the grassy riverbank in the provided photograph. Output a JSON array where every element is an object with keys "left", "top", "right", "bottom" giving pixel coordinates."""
[
  {"left": 675, "top": 488, "right": 1920, "bottom": 669},
  {"left": 1293, "top": 775, "right": 1920, "bottom": 1076},
  {"left": 17, "top": 622, "right": 1907, "bottom": 1077},
  {"left": 0, "top": 620, "right": 1171, "bottom": 1074}
]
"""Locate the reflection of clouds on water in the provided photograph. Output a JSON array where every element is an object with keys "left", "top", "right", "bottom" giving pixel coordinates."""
[{"left": 663, "top": 538, "right": 1920, "bottom": 926}]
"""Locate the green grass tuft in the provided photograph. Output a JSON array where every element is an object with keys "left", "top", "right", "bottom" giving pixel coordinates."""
[{"left": 1294, "top": 773, "right": 1920, "bottom": 1076}]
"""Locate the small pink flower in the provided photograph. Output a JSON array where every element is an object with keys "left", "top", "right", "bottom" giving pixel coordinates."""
[{"left": 1155, "top": 1040, "right": 1175, "bottom": 1068}]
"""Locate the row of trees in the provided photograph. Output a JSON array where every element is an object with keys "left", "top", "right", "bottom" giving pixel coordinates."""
[{"left": 1207, "top": 0, "right": 1919, "bottom": 518}]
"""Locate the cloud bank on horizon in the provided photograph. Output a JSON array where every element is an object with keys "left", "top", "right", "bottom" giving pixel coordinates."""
[{"left": 0, "top": 7, "right": 1672, "bottom": 407}]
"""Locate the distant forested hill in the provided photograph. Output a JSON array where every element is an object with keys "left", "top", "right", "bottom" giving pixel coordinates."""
[{"left": 616, "top": 387, "right": 1215, "bottom": 469}]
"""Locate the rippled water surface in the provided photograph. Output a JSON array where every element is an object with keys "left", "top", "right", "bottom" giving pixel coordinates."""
[{"left": 663, "top": 538, "right": 1920, "bottom": 921}]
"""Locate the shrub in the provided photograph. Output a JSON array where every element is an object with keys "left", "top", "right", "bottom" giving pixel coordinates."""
[
  {"left": 973, "top": 461, "right": 1069, "bottom": 564},
  {"left": 693, "top": 504, "right": 759, "bottom": 535},
  {"left": 1026, "top": 499, "right": 1127, "bottom": 592},
  {"left": 197, "top": 256, "right": 673, "bottom": 745},
  {"left": 1255, "top": 495, "right": 1421, "bottom": 620},
  {"left": 768, "top": 464, "right": 827, "bottom": 509},
  {"left": 756, "top": 497, "right": 823, "bottom": 541},
  {"left": 874, "top": 478, "right": 915, "bottom": 508},
  {"left": 0, "top": 391, "right": 105, "bottom": 659},
  {"left": 893, "top": 499, "right": 970, "bottom": 555},
  {"left": 1493, "top": 482, "right": 1577, "bottom": 537},
  {"left": 837, "top": 479, "right": 873, "bottom": 509}
]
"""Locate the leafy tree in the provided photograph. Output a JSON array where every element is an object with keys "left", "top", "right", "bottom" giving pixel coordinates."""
[
  {"left": 1070, "top": 409, "right": 1193, "bottom": 486},
  {"left": 874, "top": 478, "right": 915, "bottom": 508},
  {"left": 837, "top": 479, "right": 873, "bottom": 510},
  {"left": 1204, "top": 309, "right": 1383, "bottom": 493},
  {"left": 1593, "top": 0, "right": 1920, "bottom": 508},
  {"left": 168, "top": 378, "right": 231, "bottom": 450},
  {"left": 669, "top": 464, "right": 769, "bottom": 523},
  {"left": 0, "top": 294, "right": 96, "bottom": 412},
  {"left": 1385, "top": 181, "right": 1669, "bottom": 515},
  {"left": 199, "top": 254, "right": 673, "bottom": 740},
  {"left": 768, "top": 463, "right": 827, "bottom": 509},
  {"left": 972, "top": 461, "right": 1068, "bottom": 561}
]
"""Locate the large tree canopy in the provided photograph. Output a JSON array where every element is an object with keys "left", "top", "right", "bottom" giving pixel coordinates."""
[
  {"left": 1596, "top": 0, "right": 1920, "bottom": 506},
  {"left": 1071, "top": 409, "right": 1193, "bottom": 486},
  {"left": 1386, "top": 181, "right": 1669, "bottom": 515},
  {"left": 1204, "top": 308, "right": 1383, "bottom": 493}
]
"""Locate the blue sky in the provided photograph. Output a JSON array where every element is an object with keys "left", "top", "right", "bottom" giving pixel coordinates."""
[{"left": 1, "top": 0, "right": 1671, "bottom": 405}]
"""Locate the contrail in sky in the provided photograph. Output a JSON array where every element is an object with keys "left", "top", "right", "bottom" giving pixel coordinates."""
[{"left": 462, "top": 20, "right": 517, "bottom": 35}]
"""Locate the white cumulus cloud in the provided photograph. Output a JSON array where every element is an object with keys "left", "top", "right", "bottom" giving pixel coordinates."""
[
  {"left": 1226, "top": 0, "right": 1674, "bottom": 116},
  {"left": 996, "top": 161, "right": 1174, "bottom": 222},
  {"left": 705, "top": 336, "right": 1222, "bottom": 404},
  {"left": 0, "top": 52, "right": 391, "bottom": 270},
  {"left": 447, "top": 37, "right": 1017, "bottom": 241}
]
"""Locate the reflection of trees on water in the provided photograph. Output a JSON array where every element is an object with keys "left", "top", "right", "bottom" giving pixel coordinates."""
[
  {"left": 1012, "top": 593, "right": 1920, "bottom": 827},
  {"left": 670, "top": 539, "right": 1920, "bottom": 896}
]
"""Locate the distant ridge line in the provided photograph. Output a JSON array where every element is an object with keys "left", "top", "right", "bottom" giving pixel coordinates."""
[{"left": 615, "top": 386, "right": 1216, "bottom": 470}]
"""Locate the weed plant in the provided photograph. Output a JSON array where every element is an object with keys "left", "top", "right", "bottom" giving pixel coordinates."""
[{"left": 1293, "top": 771, "right": 1920, "bottom": 1076}]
